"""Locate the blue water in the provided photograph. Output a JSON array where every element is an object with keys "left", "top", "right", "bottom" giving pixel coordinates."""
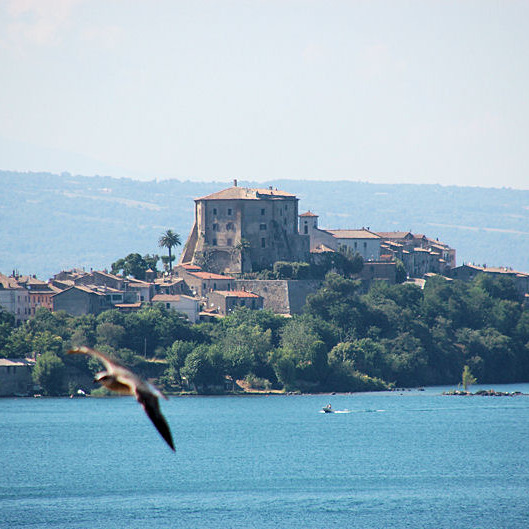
[{"left": 2, "top": 385, "right": 529, "bottom": 529}]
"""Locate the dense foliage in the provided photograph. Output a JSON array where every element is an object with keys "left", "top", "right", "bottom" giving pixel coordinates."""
[{"left": 2, "top": 272, "right": 529, "bottom": 395}]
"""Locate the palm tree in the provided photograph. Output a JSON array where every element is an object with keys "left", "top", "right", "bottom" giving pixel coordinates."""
[{"left": 158, "top": 229, "right": 181, "bottom": 274}]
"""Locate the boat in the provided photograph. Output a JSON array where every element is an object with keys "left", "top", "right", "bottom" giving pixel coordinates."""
[{"left": 322, "top": 404, "right": 334, "bottom": 413}]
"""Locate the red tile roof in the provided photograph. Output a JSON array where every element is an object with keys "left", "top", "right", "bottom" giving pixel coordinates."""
[{"left": 299, "top": 211, "right": 318, "bottom": 217}]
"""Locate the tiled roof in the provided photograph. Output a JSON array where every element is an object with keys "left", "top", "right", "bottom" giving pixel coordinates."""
[
  {"left": 154, "top": 277, "right": 184, "bottom": 285},
  {"left": 213, "top": 290, "right": 261, "bottom": 298},
  {"left": 180, "top": 263, "right": 202, "bottom": 271},
  {"left": 299, "top": 211, "right": 318, "bottom": 217},
  {"left": 152, "top": 294, "right": 196, "bottom": 302},
  {"left": 196, "top": 186, "right": 296, "bottom": 201},
  {"left": 326, "top": 229, "right": 381, "bottom": 240},
  {"left": 376, "top": 231, "right": 413, "bottom": 239},
  {"left": 189, "top": 271, "right": 235, "bottom": 280},
  {"left": 463, "top": 264, "right": 528, "bottom": 276}
]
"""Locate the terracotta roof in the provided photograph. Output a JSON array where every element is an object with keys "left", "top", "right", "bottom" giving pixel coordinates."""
[
  {"left": 462, "top": 264, "right": 528, "bottom": 276},
  {"left": 180, "top": 263, "right": 202, "bottom": 271},
  {"left": 326, "top": 229, "right": 381, "bottom": 240},
  {"left": 213, "top": 290, "right": 261, "bottom": 298},
  {"left": 376, "top": 231, "right": 413, "bottom": 239},
  {"left": 189, "top": 271, "right": 235, "bottom": 280},
  {"left": 196, "top": 186, "right": 296, "bottom": 201},
  {"left": 154, "top": 277, "right": 184, "bottom": 285},
  {"left": 114, "top": 302, "right": 142, "bottom": 308},
  {"left": 299, "top": 211, "right": 318, "bottom": 217},
  {"left": 152, "top": 294, "right": 197, "bottom": 302}
]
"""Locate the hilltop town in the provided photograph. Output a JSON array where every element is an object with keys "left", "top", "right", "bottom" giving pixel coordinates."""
[
  {"left": 1, "top": 181, "right": 528, "bottom": 326},
  {"left": 2, "top": 182, "right": 529, "bottom": 397}
]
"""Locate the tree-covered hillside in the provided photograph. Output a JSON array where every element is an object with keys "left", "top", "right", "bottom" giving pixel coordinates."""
[
  {"left": 2, "top": 273, "right": 528, "bottom": 394},
  {"left": 1, "top": 170, "right": 529, "bottom": 278}
]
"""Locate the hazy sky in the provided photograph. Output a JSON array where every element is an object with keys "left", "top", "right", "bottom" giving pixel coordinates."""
[{"left": 1, "top": 0, "right": 528, "bottom": 188}]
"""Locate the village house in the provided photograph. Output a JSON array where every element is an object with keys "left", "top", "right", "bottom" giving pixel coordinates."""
[
  {"left": 378, "top": 231, "right": 456, "bottom": 278},
  {"left": 299, "top": 212, "right": 382, "bottom": 260},
  {"left": 151, "top": 294, "right": 200, "bottom": 322},
  {"left": 206, "top": 290, "right": 264, "bottom": 316},
  {"left": 177, "top": 266, "right": 235, "bottom": 297},
  {"left": 179, "top": 181, "right": 310, "bottom": 273},
  {"left": 449, "top": 264, "right": 529, "bottom": 298},
  {"left": 52, "top": 285, "right": 113, "bottom": 316},
  {"left": 0, "top": 273, "right": 31, "bottom": 323}
]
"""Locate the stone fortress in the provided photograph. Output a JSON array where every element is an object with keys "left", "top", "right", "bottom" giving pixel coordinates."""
[{"left": 179, "top": 180, "right": 309, "bottom": 274}]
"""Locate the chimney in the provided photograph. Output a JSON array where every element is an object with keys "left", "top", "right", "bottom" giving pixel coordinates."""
[{"left": 233, "top": 179, "right": 238, "bottom": 187}]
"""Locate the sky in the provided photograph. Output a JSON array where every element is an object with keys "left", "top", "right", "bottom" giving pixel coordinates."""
[{"left": 1, "top": 0, "right": 528, "bottom": 188}]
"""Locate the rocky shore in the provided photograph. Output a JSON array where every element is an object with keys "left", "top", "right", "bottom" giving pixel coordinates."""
[{"left": 443, "top": 389, "right": 526, "bottom": 397}]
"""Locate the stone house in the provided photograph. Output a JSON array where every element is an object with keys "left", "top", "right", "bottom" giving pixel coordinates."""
[
  {"left": 177, "top": 267, "right": 235, "bottom": 297},
  {"left": 179, "top": 181, "right": 310, "bottom": 273},
  {"left": 0, "top": 273, "right": 31, "bottom": 323},
  {"left": 449, "top": 264, "right": 529, "bottom": 297},
  {"left": 52, "top": 285, "right": 113, "bottom": 316},
  {"left": 151, "top": 294, "right": 200, "bottom": 323},
  {"left": 206, "top": 290, "right": 264, "bottom": 316}
]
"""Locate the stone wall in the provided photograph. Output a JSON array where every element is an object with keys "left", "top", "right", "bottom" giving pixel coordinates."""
[{"left": 234, "top": 279, "right": 321, "bottom": 315}]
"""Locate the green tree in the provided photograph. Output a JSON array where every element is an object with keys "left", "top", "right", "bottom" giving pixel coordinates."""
[
  {"left": 111, "top": 253, "right": 150, "bottom": 279},
  {"left": 32, "top": 351, "right": 66, "bottom": 396},
  {"left": 158, "top": 229, "right": 181, "bottom": 274},
  {"left": 462, "top": 364, "right": 477, "bottom": 391}
]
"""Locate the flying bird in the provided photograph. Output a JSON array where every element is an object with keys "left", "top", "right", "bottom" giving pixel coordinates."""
[{"left": 68, "top": 346, "right": 175, "bottom": 451}]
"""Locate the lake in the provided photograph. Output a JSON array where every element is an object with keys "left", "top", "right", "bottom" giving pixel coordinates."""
[{"left": 2, "top": 385, "right": 529, "bottom": 529}]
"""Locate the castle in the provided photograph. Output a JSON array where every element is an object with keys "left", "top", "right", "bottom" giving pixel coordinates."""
[{"left": 179, "top": 180, "right": 310, "bottom": 273}]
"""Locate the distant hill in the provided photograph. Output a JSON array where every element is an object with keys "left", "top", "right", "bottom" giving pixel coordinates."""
[{"left": 1, "top": 170, "right": 529, "bottom": 279}]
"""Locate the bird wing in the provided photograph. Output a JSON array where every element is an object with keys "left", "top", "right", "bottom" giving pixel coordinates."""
[
  {"left": 135, "top": 386, "right": 175, "bottom": 451},
  {"left": 68, "top": 346, "right": 120, "bottom": 373}
]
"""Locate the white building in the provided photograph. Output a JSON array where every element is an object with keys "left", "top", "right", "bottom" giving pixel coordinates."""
[
  {"left": 152, "top": 294, "right": 200, "bottom": 323},
  {"left": 299, "top": 212, "right": 382, "bottom": 261},
  {"left": 0, "top": 273, "right": 31, "bottom": 323}
]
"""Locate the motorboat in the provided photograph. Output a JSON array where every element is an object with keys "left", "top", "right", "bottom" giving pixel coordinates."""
[{"left": 322, "top": 404, "right": 334, "bottom": 413}]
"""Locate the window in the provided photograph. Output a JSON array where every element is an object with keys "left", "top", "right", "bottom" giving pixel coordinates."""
[
  {"left": 213, "top": 208, "right": 217, "bottom": 215},
  {"left": 261, "top": 238, "right": 266, "bottom": 248},
  {"left": 226, "top": 222, "right": 234, "bottom": 230},
  {"left": 364, "top": 242, "right": 367, "bottom": 249},
  {"left": 212, "top": 223, "right": 219, "bottom": 231},
  {"left": 166, "top": 303, "right": 171, "bottom": 309},
  {"left": 354, "top": 242, "right": 358, "bottom": 249},
  {"left": 203, "top": 283, "right": 207, "bottom": 290},
  {"left": 212, "top": 238, "right": 217, "bottom": 246},
  {"left": 304, "top": 225, "right": 308, "bottom": 234},
  {"left": 227, "top": 238, "right": 232, "bottom": 246},
  {"left": 227, "top": 208, "right": 232, "bottom": 216},
  {"left": 261, "top": 208, "right": 265, "bottom": 215},
  {"left": 213, "top": 283, "right": 217, "bottom": 289},
  {"left": 260, "top": 223, "right": 267, "bottom": 230}
]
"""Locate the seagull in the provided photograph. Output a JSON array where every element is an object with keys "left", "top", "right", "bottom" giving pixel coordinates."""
[{"left": 68, "top": 346, "right": 175, "bottom": 451}]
